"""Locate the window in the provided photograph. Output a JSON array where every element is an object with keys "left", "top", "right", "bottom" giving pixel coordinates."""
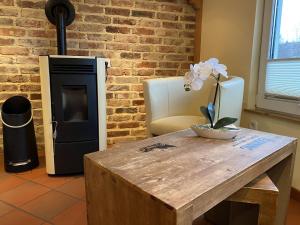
[{"left": 257, "top": 0, "right": 300, "bottom": 115}]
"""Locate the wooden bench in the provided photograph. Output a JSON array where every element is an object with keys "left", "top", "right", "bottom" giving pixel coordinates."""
[{"left": 205, "top": 173, "right": 279, "bottom": 225}]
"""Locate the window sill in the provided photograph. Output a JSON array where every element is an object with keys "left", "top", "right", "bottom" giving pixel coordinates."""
[{"left": 244, "top": 108, "right": 300, "bottom": 123}]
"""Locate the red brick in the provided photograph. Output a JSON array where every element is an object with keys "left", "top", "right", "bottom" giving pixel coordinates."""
[
  {"left": 155, "top": 69, "right": 177, "bottom": 76},
  {"left": 106, "top": 26, "right": 130, "bottom": 34},
  {"left": 158, "top": 45, "right": 177, "bottom": 53},
  {"left": 136, "top": 69, "right": 154, "bottom": 76},
  {"left": 107, "top": 85, "right": 130, "bottom": 91},
  {"left": 20, "top": 84, "right": 41, "bottom": 92},
  {"left": 17, "top": 0, "right": 44, "bottom": 9},
  {"left": 133, "top": 28, "right": 154, "bottom": 36},
  {"left": 30, "top": 93, "right": 41, "bottom": 100},
  {"left": 77, "top": 4, "right": 103, "bottom": 13},
  {"left": 119, "top": 122, "right": 139, "bottom": 129},
  {"left": 111, "top": 0, "right": 133, "bottom": 7},
  {"left": 0, "top": 8, "right": 18, "bottom": 16},
  {"left": 162, "top": 22, "right": 183, "bottom": 29},
  {"left": 132, "top": 100, "right": 144, "bottom": 106},
  {"left": 105, "top": 7, "right": 130, "bottom": 16},
  {"left": 132, "top": 45, "right": 152, "bottom": 52},
  {"left": 157, "top": 12, "right": 178, "bottom": 21},
  {"left": 0, "top": 18, "right": 13, "bottom": 25},
  {"left": 0, "top": 28, "right": 25, "bottom": 37},
  {"left": 161, "top": 4, "right": 183, "bottom": 13},
  {"left": 0, "top": 38, "right": 14, "bottom": 45},
  {"left": 156, "top": 29, "right": 178, "bottom": 37},
  {"left": 180, "top": 31, "right": 194, "bottom": 38},
  {"left": 139, "top": 19, "right": 161, "bottom": 28},
  {"left": 135, "top": 2, "right": 159, "bottom": 10},
  {"left": 74, "top": 23, "right": 105, "bottom": 32},
  {"left": 0, "top": 47, "right": 29, "bottom": 55},
  {"left": 120, "top": 52, "right": 141, "bottom": 59},
  {"left": 115, "top": 108, "right": 138, "bottom": 114},
  {"left": 143, "top": 53, "right": 164, "bottom": 60},
  {"left": 132, "top": 10, "right": 154, "bottom": 18},
  {"left": 106, "top": 43, "right": 130, "bottom": 51},
  {"left": 159, "top": 62, "right": 180, "bottom": 69},
  {"left": 0, "top": 0, "right": 14, "bottom": 6},
  {"left": 16, "top": 18, "right": 44, "bottom": 28},
  {"left": 84, "top": 15, "right": 111, "bottom": 24},
  {"left": 114, "top": 35, "right": 138, "bottom": 43},
  {"left": 107, "top": 68, "right": 131, "bottom": 76},
  {"left": 0, "top": 66, "right": 18, "bottom": 74},
  {"left": 113, "top": 17, "right": 136, "bottom": 26},
  {"left": 20, "top": 66, "right": 39, "bottom": 74},
  {"left": 180, "top": 15, "right": 196, "bottom": 22},
  {"left": 7, "top": 75, "right": 29, "bottom": 83},
  {"left": 163, "top": 38, "right": 184, "bottom": 46},
  {"left": 27, "top": 30, "right": 55, "bottom": 38},
  {"left": 165, "top": 54, "right": 187, "bottom": 61},
  {"left": 79, "top": 42, "right": 104, "bottom": 49},
  {"left": 136, "top": 62, "right": 157, "bottom": 68},
  {"left": 84, "top": 0, "right": 109, "bottom": 5},
  {"left": 139, "top": 37, "right": 161, "bottom": 45},
  {"left": 108, "top": 130, "right": 130, "bottom": 137},
  {"left": 87, "top": 33, "right": 112, "bottom": 41}
]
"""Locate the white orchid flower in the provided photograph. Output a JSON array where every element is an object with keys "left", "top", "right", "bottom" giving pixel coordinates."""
[
  {"left": 184, "top": 57, "right": 228, "bottom": 91},
  {"left": 191, "top": 78, "right": 204, "bottom": 90},
  {"left": 205, "top": 58, "right": 228, "bottom": 78},
  {"left": 197, "top": 62, "right": 212, "bottom": 80},
  {"left": 184, "top": 71, "right": 202, "bottom": 91}
]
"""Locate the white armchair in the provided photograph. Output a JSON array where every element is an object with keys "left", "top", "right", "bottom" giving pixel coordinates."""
[{"left": 143, "top": 76, "right": 244, "bottom": 136}]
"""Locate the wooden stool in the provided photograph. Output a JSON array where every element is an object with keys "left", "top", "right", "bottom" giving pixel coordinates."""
[{"left": 205, "top": 174, "right": 279, "bottom": 225}]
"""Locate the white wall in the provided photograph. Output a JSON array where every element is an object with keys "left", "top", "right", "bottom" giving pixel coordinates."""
[{"left": 200, "top": 0, "right": 300, "bottom": 190}]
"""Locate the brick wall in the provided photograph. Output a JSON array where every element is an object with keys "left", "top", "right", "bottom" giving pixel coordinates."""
[{"left": 0, "top": 0, "right": 195, "bottom": 150}]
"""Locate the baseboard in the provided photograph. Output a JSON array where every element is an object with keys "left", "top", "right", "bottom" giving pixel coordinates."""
[{"left": 291, "top": 187, "right": 300, "bottom": 202}]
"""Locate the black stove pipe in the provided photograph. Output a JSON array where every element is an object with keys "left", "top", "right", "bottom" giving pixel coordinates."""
[
  {"left": 55, "top": 6, "right": 67, "bottom": 55},
  {"left": 45, "top": 0, "right": 75, "bottom": 55}
]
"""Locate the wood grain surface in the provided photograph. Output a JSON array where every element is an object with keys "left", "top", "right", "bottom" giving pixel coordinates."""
[{"left": 85, "top": 128, "right": 297, "bottom": 225}]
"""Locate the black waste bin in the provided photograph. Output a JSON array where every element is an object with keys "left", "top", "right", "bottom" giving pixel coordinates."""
[{"left": 1, "top": 96, "right": 39, "bottom": 172}]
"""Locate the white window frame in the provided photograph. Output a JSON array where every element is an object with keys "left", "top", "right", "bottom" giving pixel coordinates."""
[{"left": 257, "top": 0, "right": 300, "bottom": 116}]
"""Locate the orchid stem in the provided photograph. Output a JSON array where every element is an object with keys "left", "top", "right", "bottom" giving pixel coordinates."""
[{"left": 213, "top": 74, "right": 220, "bottom": 106}]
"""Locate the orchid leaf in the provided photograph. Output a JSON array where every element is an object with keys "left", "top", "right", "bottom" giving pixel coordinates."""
[
  {"left": 213, "top": 117, "right": 237, "bottom": 129},
  {"left": 207, "top": 103, "right": 215, "bottom": 123},
  {"left": 200, "top": 106, "right": 210, "bottom": 120},
  {"left": 200, "top": 106, "right": 214, "bottom": 128}
]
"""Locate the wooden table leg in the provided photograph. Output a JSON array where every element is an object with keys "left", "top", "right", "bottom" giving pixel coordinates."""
[
  {"left": 267, "top": 143, "right": 296, "bottom": 225},
  {"left": 177, "top": 205, "right": 193, "bottom": 225},
  {"left": 85, "top": 156, "right": 181, "bottom": 225}
]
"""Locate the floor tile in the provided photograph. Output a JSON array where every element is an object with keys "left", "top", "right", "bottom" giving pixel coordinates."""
[
  {"left": 0, "top": 182, "right": 50, "bottom": 207},
  {"left": 21, "top": 190, "right": 78, "bottom": 221},
  {"left": 0, "top": 201, "right": 14, "bottom": 216},
  {"left": 51, "top": 201, "right": 87, "bottom": 225},
  {"left": 15, "top": 167, "right": 46, "bottom": 181},
  {"left": 56, "top": 176, "right": 86, "bottom": 199},
  {"left": 31, "top": 174, "right": 74, "bottom": 189},
  {"left": 0, "top": 175, "right": 26, "bottom": 194},
  {"left": 0, "top": 209, "right": 44, "bottom": 225}
]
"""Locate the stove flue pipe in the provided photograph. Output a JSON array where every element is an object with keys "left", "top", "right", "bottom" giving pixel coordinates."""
[{"left": 45, "top": 0, "right": 75, "bottom": 55}]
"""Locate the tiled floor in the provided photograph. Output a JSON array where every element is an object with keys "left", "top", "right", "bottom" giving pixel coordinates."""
[
  {"left": 0, "top": 154, "right": 299, "bottom": 225},
  {"left": 0, "top": 154, "right": 87, "bottom": 225}
]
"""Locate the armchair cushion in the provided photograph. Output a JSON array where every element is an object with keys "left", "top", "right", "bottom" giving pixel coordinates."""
[{"left": 150, "top": 116, "right": 206, "bottom": 136}]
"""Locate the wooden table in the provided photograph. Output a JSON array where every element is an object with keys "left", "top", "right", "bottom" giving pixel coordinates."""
[{"left": 84, "top": 129, "right": 297, "bottom": 225}]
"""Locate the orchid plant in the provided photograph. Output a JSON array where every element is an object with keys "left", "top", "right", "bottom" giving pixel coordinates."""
[{"left": 184, "top": 58, "right": 237, "bottom": 129}]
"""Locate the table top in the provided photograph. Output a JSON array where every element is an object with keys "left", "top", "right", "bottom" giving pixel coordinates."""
[{"left": 86, "top": 128, "right": 296, "bottom": 214}]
